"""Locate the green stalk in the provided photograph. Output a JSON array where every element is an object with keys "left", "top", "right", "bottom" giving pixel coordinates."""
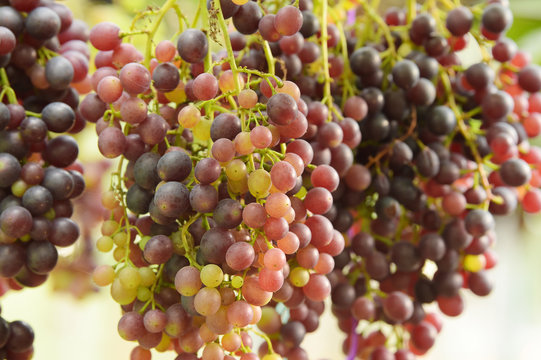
[
  {"left": 143, "top": 0, "right": 177, "bottom": 68},
  {"left": 214, "top": 0, "right": 241, "bottom": 93}
]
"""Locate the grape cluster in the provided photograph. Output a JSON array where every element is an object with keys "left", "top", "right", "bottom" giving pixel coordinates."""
[
  {"left": 0, "top": 307, "right": 34, "bottom": 360},
  {"left": 83, "top": 0, "right": 541, "bottom": 360},
  {"left": 0, "top": 1, "right": 89, "bottom": 358}
]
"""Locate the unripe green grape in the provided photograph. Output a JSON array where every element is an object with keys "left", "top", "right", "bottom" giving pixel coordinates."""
[
  {"left": 113, "top": 232, "right": 128, "bottom": 247},
  {"left": 137, "top": 287, "right": 152, "bottom": 301},
  {"left": 139, "top": 267, "right": 156, "bottom": 287},
  {"left": 232, "top": 275, "right": 244, "bottom": 288},
  {"left": 111, "top": 277, "right": 137, "bottom": 305},
  {"left": 225, "top": 159, "right": 248, "bottom": 182},
  {"left": 96, "top": 235, "right": 114, "bottom": 252},
  {"left": 200, "top": 264, "right": 224, "bottom": 288},
  {"left": 248, "top": 169, "right": 272, "bottom": 198},
  {"left": 193, "top": 118, "right": 212, "bottom": 141},
  {"left": 289, "top": 267, "right": 310, "bottom": 287},
  {"left": 119, "top": 266, "right": 141, "bottom": 290},
  {"left": 101, "top": 219, "right": 119, "bottom": 236},
  {"left": 11, "top": 180, "right": 28, "bottom": 197}
]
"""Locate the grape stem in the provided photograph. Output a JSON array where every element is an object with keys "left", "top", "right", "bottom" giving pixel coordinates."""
[
  {"left": 366, "top": 107, "right": 418, "bottom": 169},
  {"left": 439, "top": 71, "right": 493, "bottom": 209},
  {"left": 214, "top": 0, "right": 241, "bottom": 93},
  {"left": 358, "top": 0, "right": 396, "bottom": 58},
  {"left": 143, "top": 0, "right": 177, "bottom": 68},
  {"left": 318, "top": 0, "right": 333, "bottom": 117},
  {"left": 0, "top": 68, "right": 17, "bottom": 104}
]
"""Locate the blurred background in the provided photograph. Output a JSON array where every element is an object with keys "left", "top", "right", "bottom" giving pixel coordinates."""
[{"left": 3, "top": 0, "right": 541, "bottom": 359}]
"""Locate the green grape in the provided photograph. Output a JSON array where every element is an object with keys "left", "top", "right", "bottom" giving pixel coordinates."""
[
  {"left": 248, "top": 169, "right": 272, "bottom": 198},
  {"left": 200, "top": 264, "right": 224, "bottom": 288}
]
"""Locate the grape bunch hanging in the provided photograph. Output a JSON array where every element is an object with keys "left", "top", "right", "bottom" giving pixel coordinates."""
[
  {"left": 0, "top": 0, "right": 92, "bottom": 358},
  {"left": 2, "top": 0, "right": 541, "bottom": 359}
]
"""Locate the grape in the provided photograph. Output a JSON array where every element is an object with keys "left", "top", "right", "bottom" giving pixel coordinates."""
[
  {"left": 152, "top": 62, "right": 180, "bottom": 92},
  {"left": 5, "top": 320, "right": 34, "bottom": 353},
  {"left": 232, "top": 2, "right": 262, "bottom": 35},
  {"left": 45, "top": 55, "right": 74, "bottom": 89},
  {"left": 25, "top": 7, "right": 61, "bottom": 40},
  {"left": 482, "top": 3, "right": 513, "bottom": 34},
  {"left": 274, "top": 6, "right": 303, "bottom": 36},
  {"left": 90, "top": 22, "right": 121, "bottom": 51},
  {"left": 177, "top": 29, "right": 208, "bottom": 63},
  {"left": 350, "top": 47, "right": 381, "bottom": 76},
  {"left": 144, "top": 235, "right": 173, "bottom": 264},
  {"left": 446, "top": 6, "right": 473, "bottom": 36},
  {"left": 120, "top": 63, "right": 151, "bottom": 95},
  {"left": 26, "top": 241, "right": 58, "bottom": 274}
]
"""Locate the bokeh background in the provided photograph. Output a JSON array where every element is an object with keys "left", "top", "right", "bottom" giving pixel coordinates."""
[{"left": 3, "top": 0, "right": 541, "bottom": 359}]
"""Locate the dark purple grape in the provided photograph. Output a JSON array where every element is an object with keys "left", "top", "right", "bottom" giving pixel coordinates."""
[
  {"left": 0, "top": 6, "right": 24, "bottom": 36},
  {"left": 189, "top": 184, "right": 218, "bottom": 213},
  {"left": 464, "top": 209, "right": 494, "bottom": 237},
  {"left": 350, "top": 47, "right": 381, "bottom": 77},
  {"left": 280, "top": 321, "right": 306, "bottom": 348},
  {"left": 19, "top": 116, "right": 48, "bottom": 143},
  {"left": 5, "top": 321, "right": 34, "bottom": 353},
  {"left": 210, "top": 113, "right": 241, "bottom": 141},
  {"left": 26, "top": 240, "right": 58, "bottom": 274},
  {"left": 126, "top": 184, "right": 153, "bottom": 215},
  {"left": 0, "top": 205, "right": 32, "bottom": 239},
  {"left": 43, "top": 135, "right": 78, "bottom": 168},
  {"left": 49, "top": 217, "right": 79, "bottom": 247},
  {"left": 392, "top": 60, "right": 419, "bottom": 89},
  {"left": 232, "top": 2, "right": 262, "bottom": 35},
  {"left": 418, "top": 233, "right": 446, "bottom": 261},
  {"left": 300, "top": 11, "right": 319, "bottom": 38},
  {"left": 25, "top": 6, "right": 61, "bottom": 40},
  {"left": 518, "top": 65, "right": 541, "bottom": 93},
  {"left": 134, "top": 152, "right": 161, "bottom": 190},
  {"left": 213, "top": 199, "right": 242, "bottom": 229},
  {"left": 41, "top": 101, "right": 75, "bottom": 133},
  {"left": 482, "top": 3, "right": 513, "bottom": 34},
  {"left": 465, "top": 63, "right": 495, "bottom": 90},
  {"left": 157, "top": 151, "right": 192, "bottom": 182},
  {"left": 0, "top": 152, "right": 21, "bottom": 187},
  {"left": 45, "top": 56, "right": 74, "bottom": 90},
  {"left": 409, "top": 13, "right": 436, "bottom": 45},
  {"left": 153, "top": 181, "right": 190, "bottom": 218},
  {"left": 426, "top": 106, "right": 456, "bottom": 136},
  {"left": 199, "top": 228, "right": 235, "bottom": 264},
  {"left": 0, "top": 242, "right": 25, "bottom": 277},
  {"left": 414, "top": 147, "right": 440, "bottom": 178},
  {"left": 468, "top": 271, "right": 492, "bottom": 296},
  {"left": 442, "top": 218, "right": 472, "bottom": 250},
  {"left": 41, "top": 167, "right": 74, "bottom": 200},
  {"left": 267, "top": 93, "right": 298, "bottom": 126},
  {"left": 391, "top": 241, "right": 422, "bottom": 272},
  {"left": 21, "top": 185, "right": 53, "bottom": 216},
  {"left": 144, "top": 235, "right": 173, "bottom": 264},
  {"left": 177, "top": 29, "right": 208, "bottom": 64},
  {"left": 499, "top": 158, "right": 531, "bottom": 187},
  {"left": 207, "top": 0, "right": 239, "bottom": 19},
  {"left": 407, "top": 78, "right": 436, "bottom": 106},
  {"left": 446, "top": 6, "right": 473, "bottom": 37},
  {"left": 152, "top": 62, "right": 180, "bottom": 92}
]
